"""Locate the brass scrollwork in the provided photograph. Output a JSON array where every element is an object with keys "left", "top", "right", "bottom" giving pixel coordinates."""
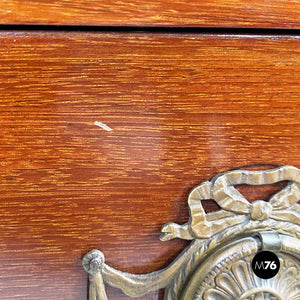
[{"left": 83, "top": 165, "right": 300, "bottom": 299}]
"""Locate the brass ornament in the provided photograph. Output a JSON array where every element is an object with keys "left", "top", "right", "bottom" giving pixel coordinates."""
[{"left": 82, "top": 165, "right": 300, "bottom": 299}]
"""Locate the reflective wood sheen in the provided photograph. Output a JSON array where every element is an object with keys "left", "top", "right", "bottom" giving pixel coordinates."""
[
  {"left": 1, "top": 0, "right": 300, "bottom": 28},
  {"left": 0, "top": 32, "right": 299, "bottom": 299}
]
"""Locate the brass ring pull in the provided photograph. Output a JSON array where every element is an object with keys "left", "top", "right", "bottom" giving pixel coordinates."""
[{"left": 83, "top": 165, "right": 300, "bottom": 300}]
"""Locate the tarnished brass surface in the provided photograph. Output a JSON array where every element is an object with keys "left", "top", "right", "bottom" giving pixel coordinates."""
[
  {"left": 257, "top": 231, "right": 282, "bottom": 252},
  {"left": 82, "top": 165, "right": 300, "bottom": 299},
  {"left": 180, "top": 234, "right": 300, "bottom": 300}
]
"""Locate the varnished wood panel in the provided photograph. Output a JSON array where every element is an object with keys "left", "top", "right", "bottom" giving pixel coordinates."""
[
  {"left": 0, "top": 32, "right": 300, "bottom": 299},
  {"left": 1, "top": 0, "right": 300, "bottom": 28}
]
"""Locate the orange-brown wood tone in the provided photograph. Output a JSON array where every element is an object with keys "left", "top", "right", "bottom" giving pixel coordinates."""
[
  {"left": 0, "top": 32, "right": 300, "bottom": 299},
  {"left": 1, "top": 0, "right": 300, "bottom": 28}
]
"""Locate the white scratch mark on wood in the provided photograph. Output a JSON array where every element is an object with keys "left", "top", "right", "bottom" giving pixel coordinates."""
[{"left": 94, "top": 121, "right": 113, "bottom": 131}]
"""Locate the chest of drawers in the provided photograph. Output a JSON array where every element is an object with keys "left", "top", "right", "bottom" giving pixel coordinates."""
[{"left": 0, "top": 2, "right": 300, "bottom": 299}]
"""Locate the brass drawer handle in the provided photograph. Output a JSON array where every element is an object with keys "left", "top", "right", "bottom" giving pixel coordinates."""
[{"left": 83, "top": 165, "right": 300, "bottom": 299}]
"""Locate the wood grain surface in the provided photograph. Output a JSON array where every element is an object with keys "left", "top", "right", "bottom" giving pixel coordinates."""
[
  {"left": 1, "top": 0, "right": 300, "bottom": 28},
  {"left": 0, "top": 32, "right": 300, "bottom": 299}
]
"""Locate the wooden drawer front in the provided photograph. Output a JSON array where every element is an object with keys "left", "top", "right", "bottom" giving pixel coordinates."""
[
  {"left": 0, "top": 32, "right": 300, "bottom": 299},
  {"left": 1, "top": 1, "right": 300, "bottom": 28}
]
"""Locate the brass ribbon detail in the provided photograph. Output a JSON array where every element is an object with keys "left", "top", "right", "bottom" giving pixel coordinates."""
[{"left": 161, "top": 165, "right": 300, "bottom": 240}]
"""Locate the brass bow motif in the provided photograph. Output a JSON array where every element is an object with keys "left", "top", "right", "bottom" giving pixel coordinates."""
[
  {"left": 83, "top": 165, "right": 300, "bottom": 300},
  {"left": 161, "top": 165, "right": 300, "bottom": 241}
]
